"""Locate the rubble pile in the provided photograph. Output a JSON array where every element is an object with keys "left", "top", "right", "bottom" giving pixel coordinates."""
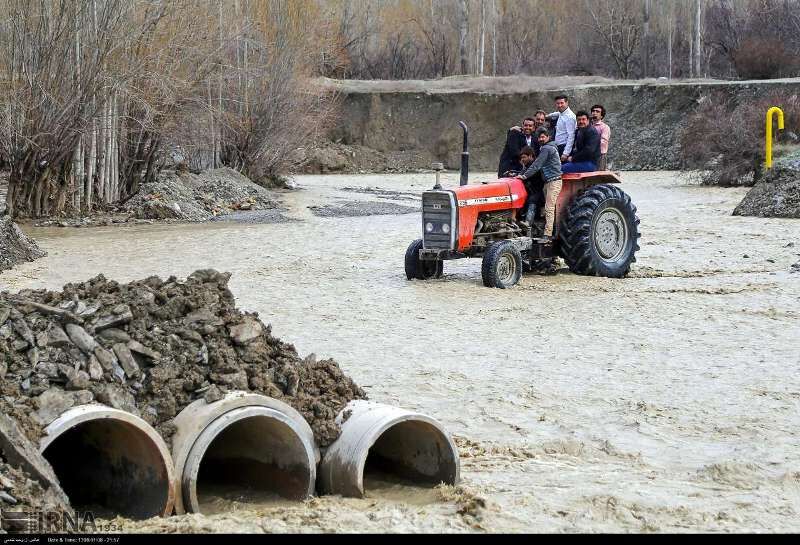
[
  {"left": 0, "top": 269, "right": 366, "bottom": 448},
  {"left": 122, "top": 168, "right": 282, "bottom": 222},
  {"left": 0, "top": 217, "right": 46, "bottom": 273},
  {"left": 734, "top": 157, "right": 800, "bottom": 218},
  {"left": 0, "top": 414, "right": 73, "bottom": 533}
]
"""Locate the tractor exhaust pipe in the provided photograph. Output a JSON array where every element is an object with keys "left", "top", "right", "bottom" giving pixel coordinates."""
[
  {"left": 318, "top": 400, "right": 460, "bottom": 498},
  {"left": 40, "top": 405, "right": 176, "bottom": 519},
  {"left": 458, "top": 121, "right": 469, "bottom": 186},
  {"left": 171, "top": 392, "right": 318, "bottom": 515}
]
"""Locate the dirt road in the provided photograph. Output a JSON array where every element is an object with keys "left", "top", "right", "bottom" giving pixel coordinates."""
[{"left": 2, "top": 171, "right": 799, "bottom": 533}]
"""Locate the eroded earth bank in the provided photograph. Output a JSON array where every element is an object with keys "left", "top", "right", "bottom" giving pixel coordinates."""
[{"left": 2, "top": 171, "right": 799, "bottom": 533}]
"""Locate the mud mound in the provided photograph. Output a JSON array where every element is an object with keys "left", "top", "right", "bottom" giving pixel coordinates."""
[
  {"left": 122, "top": 168, "right": 282, "bottom": 222},
  {"left": 0, "top": 269, "right": 366, "bottom": 448},
  {"left": 308, "top": 201, "right": 419, "bottom": 217},
  {"left": 294, "top": 142, "right": 430, "bottom": 174},
  {"left": 0, "top": 217, "right": 46, "bottom": 273},
  {"left": 734, "top": 162, "right": 800, "bottom": 218}
]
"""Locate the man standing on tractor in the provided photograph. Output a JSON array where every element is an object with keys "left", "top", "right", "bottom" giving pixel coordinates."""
[
  {"left": 590, "top": 104, "right": 611, "bottom": 170},
  {"left": 562, "top": 111, "right": 601, "bottom": 173},
  {"left": 515, "top": 128, "right": 562, "bottom": 240},
  {"left": 549, "top": 95, "right": 577, "bottom": 161}
]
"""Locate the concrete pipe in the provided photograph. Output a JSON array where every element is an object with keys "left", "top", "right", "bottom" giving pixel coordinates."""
[
  {"left": 39, "top": 405, "right": 176, "bottom": 519},
  {"left": 171, "top": 391, "right": 318, "bottom": 514},
  {"left": 318, "top": 400, "right": 460, "bottom": 498}
]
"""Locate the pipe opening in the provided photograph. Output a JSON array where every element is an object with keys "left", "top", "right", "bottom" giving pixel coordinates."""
[
  {"left": 42, "top": 418, "right": 171, "bottom": 519},
  {"left": 363, "top": 420, "right": 458, "bottom": 492},
  {"left": 195, "top": 414, "right": 311, "bottom": 513}
]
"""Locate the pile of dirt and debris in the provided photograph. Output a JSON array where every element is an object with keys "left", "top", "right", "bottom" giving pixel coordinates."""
[
  {"left": 294, "top": 142, "right": 431, "bottom": 174},
  {"left": 734, "top": 161, "right": 800, "bottom": 218},
  {"left": 0, "top": 269, "right": 366, "bottom": 448},
  {"left": 1, "top": 413, "right": 73, "bottom": 533},
  {"left": 122, "top": 168, "right": 283, "bottom": 222},
  {"left": 0, "top": 216, "right": 46, "bottom": 273},
  {"left": 308, "top": 200, "right": 419, "bottom": 217}
]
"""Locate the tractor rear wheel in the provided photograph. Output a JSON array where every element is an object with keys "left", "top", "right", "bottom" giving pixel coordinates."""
[
  {"left": 405, "top": 239, "right": 443, "bottom": 280},
  {"left": 559, "top": 184, "right": 640, "bottom": 277},
  {"left": 481, "top": 240, "right": 522, "bottom": 288}
]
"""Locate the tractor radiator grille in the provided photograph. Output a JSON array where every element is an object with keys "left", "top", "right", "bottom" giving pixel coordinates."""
[{"left": 422, "top": 191, "right": 456, "bottom": 249}]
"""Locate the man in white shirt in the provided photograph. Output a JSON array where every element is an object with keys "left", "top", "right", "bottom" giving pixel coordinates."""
[{"left": 549, "top": 95, "right": 577, "bottom": 162}]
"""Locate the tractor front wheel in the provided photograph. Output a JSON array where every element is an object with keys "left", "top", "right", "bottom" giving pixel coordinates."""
[
  {"left": 481, "top": 241, "right": 522, "bottom": 288},
  {"left": 559, "top": 184, "right": 640, "bottom": 277},
  {"left": 405, "top": 239, "right": 443, "bottom": 280}
]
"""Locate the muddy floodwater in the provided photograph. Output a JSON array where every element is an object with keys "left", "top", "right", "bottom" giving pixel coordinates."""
[{"left": 3, "top": 171, "right": 799, "bottom": 533}]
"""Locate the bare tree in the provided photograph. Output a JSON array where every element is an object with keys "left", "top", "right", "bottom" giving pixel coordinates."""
[{"left": 584, "top": 0, "right": 643, "bottom": 79}]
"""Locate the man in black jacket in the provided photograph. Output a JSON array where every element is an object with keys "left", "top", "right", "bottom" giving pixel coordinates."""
[
  {"left": 561, "top": 111, "right": 601, "bottom": 173},
  {"left": 497, "top": 117, "right": 536, "bottom": 177}
]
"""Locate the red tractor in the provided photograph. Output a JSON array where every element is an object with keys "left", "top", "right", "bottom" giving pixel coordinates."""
[{"left": 405, "top": 122, "right": 641, "bottom": 288}]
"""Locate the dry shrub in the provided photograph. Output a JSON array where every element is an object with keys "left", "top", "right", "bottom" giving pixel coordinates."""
[
  {"left": 679, "top": 93, "right": 800, "bottom": 186},
  {"left": 732, "top": 37, "right": 800, "bottom": 80}
]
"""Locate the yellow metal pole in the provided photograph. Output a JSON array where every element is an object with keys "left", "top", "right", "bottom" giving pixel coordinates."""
[{"left": 765, "top": 106, "right": 785, "bottom": 169}]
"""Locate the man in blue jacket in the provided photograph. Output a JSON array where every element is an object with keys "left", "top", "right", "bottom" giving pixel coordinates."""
[{"left": 561, "top": 111, "right": 600, "bottom": 173}]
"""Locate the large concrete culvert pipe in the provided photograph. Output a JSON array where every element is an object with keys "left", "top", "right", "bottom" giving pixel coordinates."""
[
  {"left": 171, "top": 391, "right": 318, "bottom": 514},
  {"left": 319, "top": 400, "right": 460, "bottom": 497},
  {"left": 39, "top": 405, "right": 176, "bottom": 519}
]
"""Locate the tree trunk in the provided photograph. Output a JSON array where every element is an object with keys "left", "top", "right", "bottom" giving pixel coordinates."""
[
  {"left": 478, "top": 0, "right": 486, "bottom": 76},
  {"left": 693, "top": 0, "right": 703, "bottom": 78},
  {"left": 458, "top": 0, "right": 469, "bottom": 74},
  {"left": 86, "top": 117, "right": 96, "bottom": 211},
  {"left": 642, "top": 0, "right": 650, "bottom": 78}
]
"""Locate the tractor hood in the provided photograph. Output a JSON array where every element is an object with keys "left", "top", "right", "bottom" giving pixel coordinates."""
[{"left": 451, "top": 178, "right": 528, "bottom": 211}]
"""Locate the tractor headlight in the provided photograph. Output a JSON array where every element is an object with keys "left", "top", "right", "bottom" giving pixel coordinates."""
[
  {"left": 442, "top": 224, "right": 450, "bottom": 234},
  {"left": 425, "top": 222, "right": 434, "bottom": 232}
]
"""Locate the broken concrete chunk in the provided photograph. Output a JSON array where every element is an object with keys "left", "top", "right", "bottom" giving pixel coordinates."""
[
  {"left": 33, "top": 388, "right": 76, "bottom": 426},
  {"left": 0, "top": 306, "right": 10, "bottom": 326},
  {"left": 87, "top": 356, "right": 103, "bottom": 380},
  {"left": 96, "top": 384, "right": 138, "bottom": 415},
  {"left": 127, "top": 340, "right": 161, "bottom": 360},
  {"left": 111, "top": 363, "right": 126, "bottom": 383},
  {"left": 66, "top": 370, "right": 91, "bottom": 390},
  {"left": 113, "top": 343, "right": 140, "bottom": 378},
  {"left": 97, "top": 328, "right": 131, "bottom": 344},
  {"left": 26, "top": 347, "right": 40, "bottom": 366},
  {"left": 0, "top": 490, "right": 17, "bottom": 505},
  {"left": 36, "top": 361, "right": 59, "bottom": 378},
  {"left": 76, "top": 302, "right": 99, "bottom": 317},
  {"left": 71, "top": 390, "right": 94, "bottom": 405},
  {"left": 93, "top": 346, "right": 118, "bottom": 374},
  {"left": 65, "top": 324, "right": 98, "bottom": 354},
  {"left": 229, "top": 319, "right": 263, "bottom": 345},
  {"left": 45, "top": 325, "right": 73, "bottom": 348},
  {"left": 94, "top": 307, "right": 133, "bottom": 331},
  {"left": 184, "top": 309, "right": 221, "bottom": 325},
  {"left": 203, "top": 384, "right": 223, "bottom": 404},
  {"left": 10, "top": 311, "right": 35, "bottom": 345}
]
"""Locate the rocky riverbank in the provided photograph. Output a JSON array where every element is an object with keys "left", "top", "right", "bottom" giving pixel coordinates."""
[{"left": 302, "top": 76, "right": 800, "bottom": 173}]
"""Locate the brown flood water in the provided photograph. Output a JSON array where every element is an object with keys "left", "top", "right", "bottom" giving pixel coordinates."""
[{"left": 3, "top": 171, "right": 800, "bottom": 533}]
